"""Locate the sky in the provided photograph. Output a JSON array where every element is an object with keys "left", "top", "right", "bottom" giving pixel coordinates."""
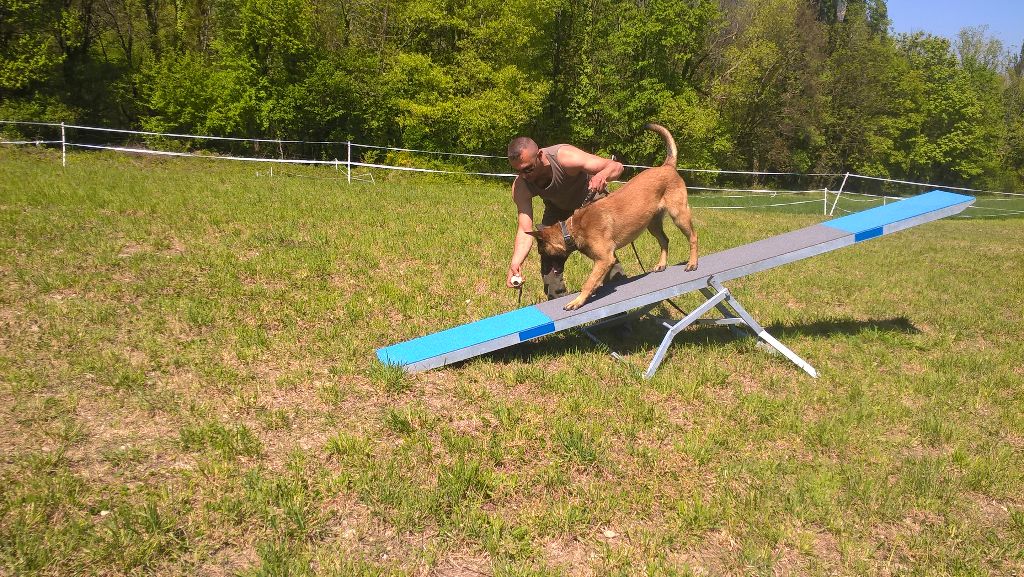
[{"left": 885, "top": 0, "right": 1024, "bottom": 53}]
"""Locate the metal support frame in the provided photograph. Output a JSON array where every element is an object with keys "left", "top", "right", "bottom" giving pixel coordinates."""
[
  {"left": 642, "top": 276, "right": 818, "bottom": 379},
  {"left": 580, "top": 327, "right": 626, "bottom": 363},
  {"left": 380, "top": 192, "right": 973, "bottom": 375}
]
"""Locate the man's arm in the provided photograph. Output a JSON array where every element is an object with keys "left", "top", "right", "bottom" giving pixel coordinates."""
[
  {"left": 554, "top": 145, "right": 624, "bottom": 193},
  {"left": 507, "top": 179, "right": 535, "bottom": 287}
]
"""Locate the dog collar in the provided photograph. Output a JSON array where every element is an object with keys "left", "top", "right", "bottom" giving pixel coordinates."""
[{"left": 559, "top": 219, "right": 577, "bottom": 251}]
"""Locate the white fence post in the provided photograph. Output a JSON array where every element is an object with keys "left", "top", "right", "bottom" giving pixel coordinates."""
[
  {"left": 828, "top": 172, "right": 850, "bottom": 216},
  {"left": 61, "top": 122, "right": 66, "bottom": 168},
  {"left": 347, "top": 141, "right": 351, "bottom": 184}
]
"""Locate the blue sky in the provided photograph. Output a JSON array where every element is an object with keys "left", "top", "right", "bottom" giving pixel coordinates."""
[{"left": 886, "top": 0, "right": 1023, "bottom": 53}]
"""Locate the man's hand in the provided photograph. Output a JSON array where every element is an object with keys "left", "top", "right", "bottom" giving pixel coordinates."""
[
  {"left": 506, "top": 264, "right": 524, "bottom": 288},
  {"left": 588, "top": 174, "right": 608, "bottom": 194}
]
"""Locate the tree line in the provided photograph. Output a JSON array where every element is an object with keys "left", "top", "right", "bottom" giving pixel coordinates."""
[{"left": 2, "top": 0, "right": 1022, "bottom": 189}]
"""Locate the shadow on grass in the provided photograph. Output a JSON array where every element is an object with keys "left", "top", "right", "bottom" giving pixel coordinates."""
[
  {"left": 767, "top": 316, "right": 920, "bottom": 339},
  {"left": 479, "top": 314, "right": 920, "bottom": 368}
]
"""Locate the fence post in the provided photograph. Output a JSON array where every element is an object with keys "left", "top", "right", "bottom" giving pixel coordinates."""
[
  {"left": 347, "top": 141, "right": 352, "bottom": 184},
  {"left": 823, "top": 189, "right": 828, "bottom": 215},
  {"left": 61, "top": 122, "right": 66, "bottom": 168},
  {"left": 828, "top": 172, "right": 850, "bottom": 216}
]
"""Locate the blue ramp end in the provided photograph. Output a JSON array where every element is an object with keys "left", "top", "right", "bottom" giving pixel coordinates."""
[
  {"left": 376, "top": 306, "right": 555, "bottom": 367},
  {"left": 824, "top": 190, "right": 973, "bottom": 236}
]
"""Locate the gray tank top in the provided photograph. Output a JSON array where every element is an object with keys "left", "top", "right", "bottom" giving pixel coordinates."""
[{"left": 523, "top": 145, "right": 591, "bottom": 211}]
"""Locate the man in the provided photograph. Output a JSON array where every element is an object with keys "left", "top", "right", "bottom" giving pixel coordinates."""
[{"left": 506, "top": 136, "right": 628, "bottom": 300}]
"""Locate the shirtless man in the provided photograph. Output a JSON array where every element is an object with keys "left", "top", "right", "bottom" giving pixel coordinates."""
[{"left": 506, "top": 136, "right": 627, "bottom": 300}]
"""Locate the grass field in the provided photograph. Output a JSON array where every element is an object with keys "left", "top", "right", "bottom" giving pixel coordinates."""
[{"left": 1, "top": 148, "right": 1023, "bottom": 576}]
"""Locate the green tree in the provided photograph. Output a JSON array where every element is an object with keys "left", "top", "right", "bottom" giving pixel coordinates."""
[
  {"left": 530, "top": 0, "right": 722, "bottom": 165},
  {"left": 996, "top": 43, "right": 1024, "bottom": 189},
  {"left": 591, "top": 0, "right": 723, "bottom": 165},
  {"left": 890, "top": 32, "right": 1002, "bottom": 186},
  {"left": 0, "top": 0, "right": 73, "bottom": 120},
  {"left": 0, "top": 0, "right": 63, "bottom": 93},
  {"left": 142, "top": 0, "right": 322, "bottom": 141},
  {"left": 818, "top": 0, "right": 907, "bottom": 178},
  {"left": 383, "top": 0, "right": 549, "bottom": 152},
  {"left": 3, "top": 0, "right": 1021, "bottom": 190},
  {"left": 712, "top": 0, "right": 827, "bottom": 174}
]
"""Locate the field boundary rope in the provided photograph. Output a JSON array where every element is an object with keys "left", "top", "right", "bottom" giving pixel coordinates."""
[{"left": 3, "top": 120, "right": 1020, "bottom": 217}]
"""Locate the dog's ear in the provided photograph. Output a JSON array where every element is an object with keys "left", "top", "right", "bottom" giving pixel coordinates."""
[{"left": 524, "top": 230, "right": 541, "bottom": 238}]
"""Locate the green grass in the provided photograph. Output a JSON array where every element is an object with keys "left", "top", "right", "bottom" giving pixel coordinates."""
[{"left": 1, "top": 147, "right": 1023, "bottom": 576}]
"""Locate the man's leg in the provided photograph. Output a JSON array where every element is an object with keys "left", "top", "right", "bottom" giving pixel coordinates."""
[
  {"left": 540, "top": 253, "right": 569, "bottom": 300},
  {"left": 543, "top": 253, "right": 623, "bottom": 300},
  {"left": 539, "top": 201, "right": 573, "bottom": 301},
  {"left": 606, "top": 260, "right": 627, "bottom": 283}
]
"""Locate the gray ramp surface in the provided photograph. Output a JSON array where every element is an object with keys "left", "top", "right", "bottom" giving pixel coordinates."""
[{"left": 536, "top": 224, "right": 849, "bottom": 328}]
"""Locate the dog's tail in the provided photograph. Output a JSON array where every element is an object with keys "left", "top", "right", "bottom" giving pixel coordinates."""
[{"left": 643, "top": 123, "right": 677, "bottom": 168}]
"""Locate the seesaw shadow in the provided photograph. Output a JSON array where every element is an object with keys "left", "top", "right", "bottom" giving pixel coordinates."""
[{"left": 478, "top": 313, "right": 920, "bottom": 368}]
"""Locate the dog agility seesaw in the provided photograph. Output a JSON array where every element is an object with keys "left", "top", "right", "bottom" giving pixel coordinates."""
[{"left": 376, "top": 190, "right": 974, "bottom": 378}]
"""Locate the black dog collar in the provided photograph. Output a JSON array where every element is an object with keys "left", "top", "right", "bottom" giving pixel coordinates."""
[{"left": 559, "top": 219, "right": 577, "bottom": 251}]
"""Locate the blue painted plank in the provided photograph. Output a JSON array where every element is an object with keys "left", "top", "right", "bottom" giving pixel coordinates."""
[
  {"left": 824, "top": 190, "right": 973, "bottom": 234},
  {"left": 518, "top": 322, "right": 556, "bottom": 341},
  {"left": 854, "top": 227, "right": 883, "bottom": 242},
  {"left": 376, "top": 306, "right": 554, "bottom": 366}
]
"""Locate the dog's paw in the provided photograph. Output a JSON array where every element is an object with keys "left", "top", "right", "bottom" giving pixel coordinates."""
[
  {"left": 564, "top": 297, "right": 585, "bottom": 310},
  {"left": 653, "top": 264, "right": 667, "bottom": 272},
  {"left": 684, "top": 262, "right": 698, "bottom": 271}
]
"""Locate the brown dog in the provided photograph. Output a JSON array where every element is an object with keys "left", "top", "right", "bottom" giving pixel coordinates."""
[{"left": 527, "top": 123, "right": 698, "bottom": 311}]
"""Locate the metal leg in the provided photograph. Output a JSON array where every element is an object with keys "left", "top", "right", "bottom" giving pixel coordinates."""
[
  {"left": 644, "top": 287, "right": 730, "bottom": 379},
  {"left": 580, "top": 327, "right": 625, "bottom": 362},
  {"left": 707, "top": 279, "right": 818, "bottom": 378},
  {"left": 642, "top": 277, "right": 818, "bottom": 379},
  {"left": 697, "top": 286, "right": 748, "bottom": 338}
]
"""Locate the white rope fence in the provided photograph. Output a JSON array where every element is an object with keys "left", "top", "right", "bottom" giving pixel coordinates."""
[
  {"left": 623, "top": 163, "right": 843, "bottom": 178},
  {"left": 0, "top": 140, "right": 63, "bottom": 145},
  {"left": 2, "top": 120, "right": 1020, "bottom": 217}
]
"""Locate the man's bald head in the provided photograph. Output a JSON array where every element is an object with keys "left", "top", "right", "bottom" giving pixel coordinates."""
[{"left": 507, "top": 137, "right": 538, "bottom": 163}]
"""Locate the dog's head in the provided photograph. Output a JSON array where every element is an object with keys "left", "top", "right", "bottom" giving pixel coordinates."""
[{"left": 526, "top": 226, "right": 574, "bottom": 258}]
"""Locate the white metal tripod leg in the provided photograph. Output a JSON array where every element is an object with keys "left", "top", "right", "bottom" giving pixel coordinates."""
[
  {"left": 641, "top": 277, "right": 819, "bottom": 379},
  {"left": 644, "top": 287, "right": 729, "bottom": 379},
  {"left": 697, "top": 287, "right": 748, "bottom": 337},
  {"left": 708, "top": 280, "right": 818, "bottom": 378}
]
